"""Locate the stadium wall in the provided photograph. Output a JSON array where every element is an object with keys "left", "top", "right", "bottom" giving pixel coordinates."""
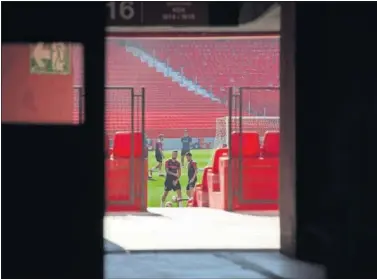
[
  {"left": 146, "top": 129, "right": 216, "bottom": 139},
  {"left": 110, "top": 137, "right": 215, "bottom": 150},
  {"left": 105, "top": 33, "right": 279, "bottom": 140},
  {"left": 2, "top": 44, "right": 74, "bottom": 123},
  {"left": 157, "top": 137, "right": 214, "bottom": 150}
]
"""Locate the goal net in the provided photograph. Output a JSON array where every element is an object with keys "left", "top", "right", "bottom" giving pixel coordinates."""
[{"left": 214, "top": 116, "right": 280, "bottom": 148}]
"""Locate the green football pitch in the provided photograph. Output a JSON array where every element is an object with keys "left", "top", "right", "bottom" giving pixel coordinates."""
[{"left": 147, "top": 149, "right": 213, "bottom": 207}]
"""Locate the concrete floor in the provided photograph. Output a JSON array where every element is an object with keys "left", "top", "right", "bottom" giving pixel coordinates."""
[
  {"left": 104, "top": 208, "right": 280, "bottom": 250},
  {"left": 105, "top": 251, "right": 326, "bottom": 279},
  {"left": 104, "top": 208, "right": 326, "bottom": 279}
]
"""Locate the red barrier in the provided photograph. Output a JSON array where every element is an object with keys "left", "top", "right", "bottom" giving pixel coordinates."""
[
  {"left": 229, "top": 158, "right": 278, "bottom": 211},
  {"left": 218, "top": 157, "right": 229, "bottom": 210},
  {"left": 195, "top": 184, "right": 209, "bottom": 207},
  {"left": 207, "top": 172, "right": 219, "bottom": 192},
  {"left": 207, "top": 170, "right": 224, "bottom": 209},
  {"left": 207, "top": 148, "right": 228, "bottom": 208},
  {"left": 216, "top": 132, "right": 279, "bottom": 211},
  {"left": 201, "top": 167, "right": 211, "bottom": 192},
  {"left": 195, "top": 167, "right": 210, "bottom": 207},
  {"left": 106, "top": 132, "right": 148, "bottom": 212},
  {"left": 106, "top": 158, "right": 148, "bottom": 212},
  {"left": 219, "top": 157, "right": 278, "bottom": 211}
]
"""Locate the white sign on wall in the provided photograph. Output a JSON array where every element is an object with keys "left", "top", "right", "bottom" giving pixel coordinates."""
[{"left": 30, "top": 42, "right": 70, "bottom": 75}]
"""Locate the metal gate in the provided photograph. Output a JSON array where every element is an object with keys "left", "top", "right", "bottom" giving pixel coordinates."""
[
  {"left": 73, "top": 86, "right": 147, "bottom": 211},
  {"left": 73, "top": 85, "right": 85, "bottom": 124},
  {"left": 227, "top": 87, "right": 278, "bottom": 211},
  {"left": 227, "top": 87, "right": 243, "bottom": 211}
]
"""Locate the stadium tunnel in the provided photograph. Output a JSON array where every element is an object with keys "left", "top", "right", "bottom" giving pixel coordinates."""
[
  {"left": 2, "top": 2, "right": 377, "bottom": 279},
  {"left": 101, "top": 4, "right": 282, "bottom": 213}
]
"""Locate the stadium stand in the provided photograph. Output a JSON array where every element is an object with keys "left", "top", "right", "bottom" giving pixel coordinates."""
[
  {"left": 130, "top": 38, "right": 280, "bottom": 115},
  {"left": 73, "top": 38, "right": 279, "bottom": 139},
  {"left": 73, "top": 41, "right": 229, "bottom": 138}
]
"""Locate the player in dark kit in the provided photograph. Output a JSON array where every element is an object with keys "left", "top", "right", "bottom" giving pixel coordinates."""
[
  {"left": 180, "top": 129, "right": 192, "bottom": 167},
  {"left": 161, "top": 151, "right": 183, "bottom": 207},
  {"left": 185, "top": 152, "right": 198, "bottom": 198},
  {"left": 149, "top": 134, "right": 164, "bottom": 178}
]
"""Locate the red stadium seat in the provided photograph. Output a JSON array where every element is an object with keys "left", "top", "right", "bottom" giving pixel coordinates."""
[
  {"left": 113, "top": 132, "right": 143, "bottom": 158},
  {"left": 230, "top": 132, "right": 260, "bottom": 158},
  {"left": 263, "top": 131, "right": 280, "bottom": 157},
  {"left": 201, "top": 167, "right": 211, "bottom": 192},
  {"left": 194, "top": 167, "right": 211, "bottom": 207},
  {"left": 211, "top": 148, "right": 228, "bottom": 173},
  {"left": 207, "top": 148, "right": 228, "bottom": 193}
]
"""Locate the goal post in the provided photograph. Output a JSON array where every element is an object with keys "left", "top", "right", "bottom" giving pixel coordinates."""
[{"left": 214, "top": 116, "right": 280, "bottom": 148}]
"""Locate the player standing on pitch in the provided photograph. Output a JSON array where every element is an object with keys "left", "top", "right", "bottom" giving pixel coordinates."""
[
  {"left": 181, "top": 129, "right": 192, "bottom": 167},
  {"left": 185, "top": 152, "right": 198, "bottom": 198},
  {"left": 144, "top": 133, "right": 149, "bottom": 159},
  {"left": 161, "top": 151, "right": 183, "bottom": 207},
  {"left": 149, "top": 134, "right": 164, "bottom": 178}
]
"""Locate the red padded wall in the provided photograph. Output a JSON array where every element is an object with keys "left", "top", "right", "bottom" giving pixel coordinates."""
[{"left": 2, "top": 44, "right": 74, "bottom": 123}]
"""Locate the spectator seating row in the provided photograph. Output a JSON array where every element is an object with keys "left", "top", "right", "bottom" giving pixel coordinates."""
[
  {"left": 133, "top": 38, "right": 280, "bottom": 115},
  {"left": 194, "top": 131, "right": 279, "bottom": 211},
  {"left": 73, "top": 42, "right": 228, "bottom": 137},
  {"left": 73, "top": 39, "right": 279, "bottom": 137}
]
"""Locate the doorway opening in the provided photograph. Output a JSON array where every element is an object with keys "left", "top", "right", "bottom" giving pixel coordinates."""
[{"left": 72, "top": 34, "right": 280, "bottom": 251}]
